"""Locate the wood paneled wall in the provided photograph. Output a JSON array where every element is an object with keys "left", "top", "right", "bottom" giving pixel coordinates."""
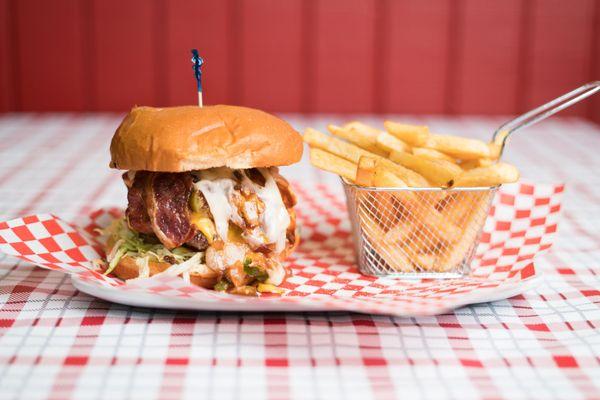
[{"left": 1, "top": 0, "right": 599, "bottom": 122}]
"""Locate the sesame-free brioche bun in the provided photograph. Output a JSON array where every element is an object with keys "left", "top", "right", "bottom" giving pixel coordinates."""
[{"left": 110, "top": 105, "right": 303, "bottom": 172}]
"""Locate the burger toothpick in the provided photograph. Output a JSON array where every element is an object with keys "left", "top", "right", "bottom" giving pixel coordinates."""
[{"left": 191, "top": 49, "right": 205, "bottom": 107}]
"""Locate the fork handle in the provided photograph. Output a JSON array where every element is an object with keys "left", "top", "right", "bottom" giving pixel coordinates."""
[{"left": 493, "top": 81, "right": 600, "bottom": 158}]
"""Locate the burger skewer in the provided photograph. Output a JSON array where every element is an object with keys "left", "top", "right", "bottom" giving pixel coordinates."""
[{"left": 191, "top": 49, "right": 204, "bottom": 107}]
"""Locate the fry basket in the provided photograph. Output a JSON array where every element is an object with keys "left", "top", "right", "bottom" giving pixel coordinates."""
[
  {"left": 342, "top": 181, "right": 496, "bottom": 278},
  {"left": 340, "top": 81, "right": 600, "bottom": 278}
]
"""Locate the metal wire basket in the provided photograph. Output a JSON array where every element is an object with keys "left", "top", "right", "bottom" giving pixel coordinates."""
[
  {"left": 342, "top": 81, "right": 600, "bottom": 278},
  {"left": 343, "top": 182, "right": 496, "bottom": 278}
]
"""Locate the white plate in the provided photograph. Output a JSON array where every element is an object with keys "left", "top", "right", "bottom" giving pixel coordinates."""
[
  {"left": 71, "top": 274, "right": 543, "bottom": 315},
  {"left": 72, "top": 275, "right": 329, "bottom": 312}
]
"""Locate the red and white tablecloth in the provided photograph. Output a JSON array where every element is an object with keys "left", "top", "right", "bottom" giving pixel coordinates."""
[{"left": 0, "top": 114, "right": 598, "bottom": 399}]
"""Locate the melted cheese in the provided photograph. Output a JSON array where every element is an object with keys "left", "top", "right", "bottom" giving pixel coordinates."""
[
  {"left": 227, "top": 225, "right": 245, "bottom": 243},
  {"left": 242, "top": 168, "right": 290, "bottom": 253},
  {"left": 194, "top": 167, "right": 291, "bottom": 255},
  {"left": 190, "top": 212, "right": 216, "bottom": 243},
  {"left": 193, "top": 169, "right": 242, "bottom": 241}
]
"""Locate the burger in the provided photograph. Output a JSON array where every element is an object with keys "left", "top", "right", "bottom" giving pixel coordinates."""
[{"left": 101, "top": 105, "right": 303, "bottom": 295}]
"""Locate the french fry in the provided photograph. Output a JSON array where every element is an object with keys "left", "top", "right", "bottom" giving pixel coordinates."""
[
  {"left": 489, "top": 129, "right": 509, "bottom": 160},
  {"left": 376, "top": 131, "right": 410, "bottom": 154},
  {"left": 413, "top": 201, "right": 462, "bottom": 244},
  {"left": 384, "top": 218, "right": 413, "bottom": 243},
  {"left": 304, "top": 128, "right": 373, "bottom": 164},
  {"left": 391, "top": 227, "right": 439, "bottom": 272},
  {"left": 413, "top": 252, "right": 437, "bottom": 272},
  {"left": 358, "top": 210, "right": 414, "bottom": 272},
  {"left": 425, "top": 134, "right": 490, "bottom": 160},
  {"left": 437, "top": 193, "right": 492, "bottom": 271},
  {"left": 372, "top": 164, "right": 408, "bottom": 187},
  {"left": 453, "top": 162, "right": 520, "bottom": 187},
  {"left": 460, "top": 158, "right": 494, "bottom": 170},
  {"left": 389, "top": 150, "right": 462, "bottom": 187},
  {"left": 460, "top": 159, "right": 478, "bottom": 170},
  {"left": 493, "top": 129, "right": 509, "bottom": 147},
  {"left": 460, "top": 158, "right": 479, "bottom": 170},
  {"left": 384, "top": 121, "right": 430, "bottom": 146},
  {"left": 371, "top": 164, "right": 461, "bottom": 243},
  {"left": 344, "top": 121, "right": 381, "bottom": 136},
  {"left": 344, "top": 121, "right": 380, "bottom": 137},
  {"left": 378, "top": 158, "right": 430, "bottom": 187},
  {"left": 303, "top": 128, "right": 429, "bottom": 187},
  {"left": 442, "top": 193, "right": 479, "bottom": 225},
  {"left": 411, "top": 147, "right": 454, "bottom": 162},
  {"left": 363, "top": 190, "right": 406, "bottom": 231},
  {"left": 357, "top": 159, "right": 414, "bottom": 232},
  {"left": 488, "top": 143, "right": 501, "bottom": 160},
  {"left": 355, "top": 156, "right": 377, "bottom": 186},
  {"left": 328, "top": 124, "right": 387, "bottom": 156},
  {"left": 309, "top": 148, "right": 357, "bottom": 182}
]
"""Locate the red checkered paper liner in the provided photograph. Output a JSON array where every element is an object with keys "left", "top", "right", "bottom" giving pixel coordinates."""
[{"left": 0, "top": 181, "right": 563, "bottom": 316}]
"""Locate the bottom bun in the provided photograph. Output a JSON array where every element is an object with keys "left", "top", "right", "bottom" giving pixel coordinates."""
[{"left": 109, "top": 255, "right": 221, "bottom": 289}]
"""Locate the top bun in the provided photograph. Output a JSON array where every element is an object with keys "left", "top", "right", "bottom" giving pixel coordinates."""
[{"left": 110, "top": 105, "right": 303, "bottom": 171}]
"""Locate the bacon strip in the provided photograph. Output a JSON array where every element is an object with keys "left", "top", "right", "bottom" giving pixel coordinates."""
[
  {"left": 125, "top": 171, "right": 154, "bottom": 235},
  {"left": 272, "top": 169, "right": 297, "bottom": 208},
  {"left": 144, "top": 172, "right": 195, "bottom": 249},
  {"left": 273, "top": 171, "right": 299, "bottom": 253}
]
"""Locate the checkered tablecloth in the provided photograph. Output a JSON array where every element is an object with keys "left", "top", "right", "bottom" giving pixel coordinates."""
[{"left": 0, "top": 114, "right": 598, "bottom": 400}]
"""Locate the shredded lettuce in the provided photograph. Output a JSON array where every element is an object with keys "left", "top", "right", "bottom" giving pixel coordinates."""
[
  {"left": 105, "top": 246, "right": 128, "bottom": 275},
  {"left": 153, "top": 252, "right": 204, "bottom": 278},
  {"left": 135, "top": 256, "right": 150, "bottom": 278},
  {"left": 99, "top": 218, "right": 201, "bottom": 276}
]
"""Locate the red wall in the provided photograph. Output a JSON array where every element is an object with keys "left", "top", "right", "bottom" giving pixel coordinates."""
[{"left": 1, "top": 0, "right": 599, "bottom": 122}]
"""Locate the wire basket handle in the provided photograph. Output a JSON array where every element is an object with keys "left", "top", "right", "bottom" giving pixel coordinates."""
[{"left": 492, "top": 81, "right": 600, "bottom": 158}]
